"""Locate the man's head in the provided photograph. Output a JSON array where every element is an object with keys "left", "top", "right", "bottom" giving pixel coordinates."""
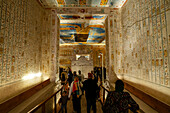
[
  {"left": 78, "top": 70, "right": 81, "bottom": 74},
  {"left": 73, "top": 71, "right": 77, "bottom": 75},
  {"left": 88, "top": 73, "right": 93, "bottom": 79},
  {"left": 115, "top": 79, "right": 124, "bottom": 92}
]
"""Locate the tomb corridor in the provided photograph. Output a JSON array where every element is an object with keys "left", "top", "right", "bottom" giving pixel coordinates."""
[{"left": 0, "top": 0, "right": 170, "bottom": 113}]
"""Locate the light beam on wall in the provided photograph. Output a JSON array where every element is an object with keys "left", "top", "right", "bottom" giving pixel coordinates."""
[{"left": 22, "top": 72, "right": 42, "bottom": 80}]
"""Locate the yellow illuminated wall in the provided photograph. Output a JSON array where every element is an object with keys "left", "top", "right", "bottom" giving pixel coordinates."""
[{"left": 0, "top": 0, "right": 52, "bottom": 86}]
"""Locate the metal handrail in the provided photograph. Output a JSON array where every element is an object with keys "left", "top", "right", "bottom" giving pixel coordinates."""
[
  {"left": 100, "top": 85, "right": 109, "bottom": 104},
  {"left": 100, "top": 85, "right": 109, "bottom": 92},
  {"left": 28, "top": 86, "right": 63, "bottom": 113}
]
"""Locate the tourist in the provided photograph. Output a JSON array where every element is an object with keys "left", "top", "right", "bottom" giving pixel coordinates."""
[
  {"left": 68, "top": 75, "right": 83, "bottom": 113},
  {"left": 61, "top": 82, "right": 69, "bottom": 113},
  {"left": 83, "top": 73, "right": 98, "bottom": 113},
  {"left": 78, "top": 70, "right": 84, "bottom": 82},
  {"left": 91, "top": 70, "right": 95, "bottom": 80},
  {"left": 103, "top": 80, "right": 139, "bottom": 113},
  {"left": 67, "top": 67, "right": 73, "bottom": 86},
  {"left": 61, "top": 71, "right": 68, "bottom": 85},
  {"left": 72, "top": 71, "right": 77, "bottom": 81}
]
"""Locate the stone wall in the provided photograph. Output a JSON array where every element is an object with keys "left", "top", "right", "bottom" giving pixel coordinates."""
[
  {"left": 0, "top": 0, "right": 53, "bottom": 103},
  {"left": 121, "top": 0, "right": 170, "bottom": 104},
  {"left": 121, "top": 0, "right": 170, "bottom": 87}
]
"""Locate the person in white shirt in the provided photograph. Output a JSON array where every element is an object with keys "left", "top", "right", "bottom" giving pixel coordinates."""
[{"left": 78, "top": 70, "right": 84, "bottom": 82}]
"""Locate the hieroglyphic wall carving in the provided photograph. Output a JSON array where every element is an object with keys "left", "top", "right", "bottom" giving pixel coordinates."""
[
  {"left": 121, "top": 0, "right": 170, "bottom": 87},
  {"left": 41, "top": 11, "right": 51, "bottom": 78},
  {"left": 0, "top": 0, "right": 52, "bottom": 86},
  {"left": 110, "top": 9, "right": 123, "bottom": 75}
]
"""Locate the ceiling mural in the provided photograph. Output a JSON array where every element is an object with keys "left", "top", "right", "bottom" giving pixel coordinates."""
[
  {"left": 56, "top": 0, "right": 65, "bottom": 5},
  {"left": 41, "top": 0, "right": 127, "bottom": 8},
  {"left": 40, "top": 0, "right": 127, "bottom": 45},
  {"left": 59, "top": 15, "right": 106, "bottom": 20},
  {"left": 60, "top": 22, "right": 105, "bottom": 45},
  {"left": 100, "top": 0, "right": 108, "bottom": 5}
]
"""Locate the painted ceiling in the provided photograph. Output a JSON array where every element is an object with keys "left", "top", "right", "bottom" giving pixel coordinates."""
[
  {"left": 59, "top": 14, "right": 107, "bottom": 45},
  {"left": 60, "top": 21, "right": 106, "bottom": 45},
  {"left": 41, "top": 0, "right": 127, "bottom": 8},
  {"left": 39, "top": 0, "right": 127, "bottom": 45},
  {"left": 59, "top": 15, "right": 106, "bottom": 20}
]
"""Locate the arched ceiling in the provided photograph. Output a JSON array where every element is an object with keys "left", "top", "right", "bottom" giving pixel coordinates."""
[{"left": 40, "top": 0, "right": 127, "bottom": 8}]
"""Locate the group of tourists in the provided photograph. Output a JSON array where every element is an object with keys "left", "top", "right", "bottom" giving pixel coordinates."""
[
  {"left": 59, "top": 67, "right": 139, "bottom": 113},
  {"left": 60, "top": 67, "right": 100, "bottom": 113}
]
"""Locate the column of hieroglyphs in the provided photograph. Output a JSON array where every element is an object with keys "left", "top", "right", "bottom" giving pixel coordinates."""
[
  {"left": 41, "top": 9, "right": 52, "bottom": 80},
  {"left": 109, "top": 9, "right": 123, "bottom": 76},
  {"left": 49, "top": 10, "right": 58, "bottom": 82},
  {"left": 109, "top": 9, "right": 122, "bottom": 81}
]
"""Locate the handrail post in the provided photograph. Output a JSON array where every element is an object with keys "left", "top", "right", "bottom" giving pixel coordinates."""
[
  {"left": 103, "top": 89, "right": 105, "bottom": 102},
  {"left": 42, "top": 103, "right": 45, "bottom": 113},
  {"left": 54, "top": 94, "right": 56, "bottom": 113}
]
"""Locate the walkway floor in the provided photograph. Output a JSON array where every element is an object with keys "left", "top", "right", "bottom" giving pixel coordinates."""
[{"left": 66, "top": 94, "right": 103, "bottom": 113}]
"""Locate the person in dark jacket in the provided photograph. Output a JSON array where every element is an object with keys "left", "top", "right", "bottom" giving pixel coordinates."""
[
  {"left": 103, "top": 80, "right": 139, "bottom": 113},
  {"left": 83, "top": 73, "right": 98, "bottom": 113},
  {"left": 67, "top": 68, "right": 73, "bottom": 86}
]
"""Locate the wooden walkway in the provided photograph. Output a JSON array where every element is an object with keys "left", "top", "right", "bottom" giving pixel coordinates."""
[{"left": 64, "top": 94, "right": 103, "bottom": 113}]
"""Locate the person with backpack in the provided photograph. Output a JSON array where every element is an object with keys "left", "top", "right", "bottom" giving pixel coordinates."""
[{"left": 68, "top": 75, "right": 83, "bottom": 113}]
